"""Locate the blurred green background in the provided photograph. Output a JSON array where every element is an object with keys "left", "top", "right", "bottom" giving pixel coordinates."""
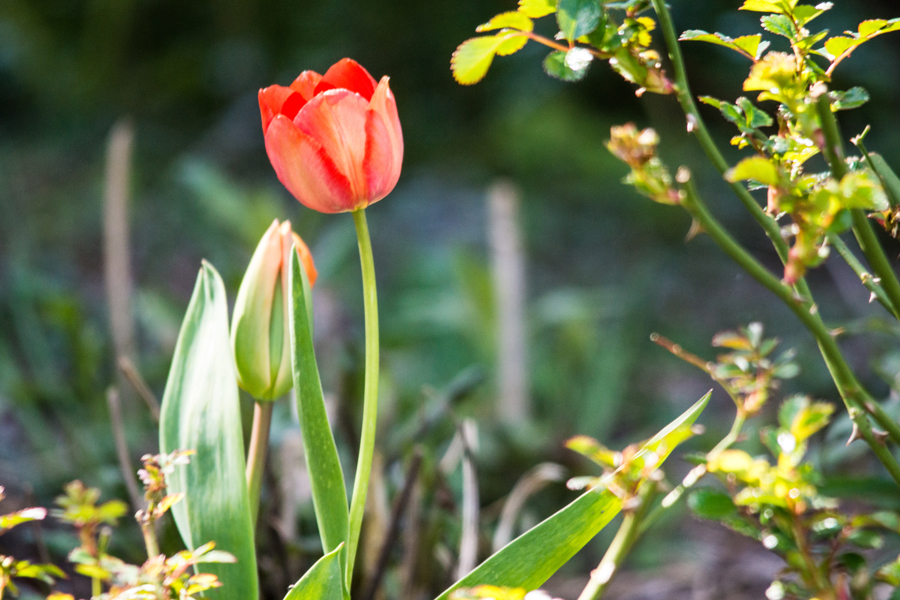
[{"left": 2, "top": 0, "right": 900, "bottom": 597}]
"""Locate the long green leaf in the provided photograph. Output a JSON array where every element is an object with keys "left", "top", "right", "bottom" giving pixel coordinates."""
[
  {"left": 159, "top": 261, "right": 258, "bottom": 600},
  {"left": 435, "top": 393, "right": 710, "bottom": 598},
  {"left": 283, "top": 543, "right": 346, "bottom": 600},
  {"left": 288, "top": 251, "right": 350, "bottom": 561}
]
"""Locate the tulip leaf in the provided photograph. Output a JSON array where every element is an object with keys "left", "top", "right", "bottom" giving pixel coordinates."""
[
  {"left": 435, "top": 393, "right": 709, "bottom": 598},
  {"left": 289, "top": 251, "right": 350, "bottom": 567},
  {"left": 283, "top": 544, "right": 346, "bottom": 600},
  {"left": 159, "top": 261, "right": 258, "bottom": 600}
]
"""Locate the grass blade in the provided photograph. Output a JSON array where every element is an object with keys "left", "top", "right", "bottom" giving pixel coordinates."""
[{"left": 435, "top": 393, "right": 709, "bottom": 598}]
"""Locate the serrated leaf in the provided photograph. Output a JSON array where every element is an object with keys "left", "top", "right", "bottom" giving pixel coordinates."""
[
  {"left": 824, "top": 36, "right": 857, "bottom": 59},
  {"left": 497, "top": 33, "right": 529, "bottom": 56},
  {"left": 435, "top": 394, "right": 709, "bottom": 599},
  {"left": 739, "top": 0, "right": 792, "bottom": 13},
  {"left": 543, "top": 50, "right": 590, "bottom": 82},
  {"left": 283, "top": 544, "right": 346, "bottom": 600},
  {"left": 679, "top": 30, "right": 759, "bottom": 60},
  {"left": 858, "top": 19, "right": 887, "bottom": 38},
  {"left": 289, "top": 252, "right": 350, "bottom": 571},
  {"left": 761, "top": 14, "right": 794, "bottom": 38},
  {"left": 737, "top": 97, "right": 773, "bottom": 128},
  {"left": 726, "top": 156, "right": 780, "bottom": 185},
  {"left": 159, "top": 262, "right": 258, "bottom": 600},
  {"left": 733, "top": 35, "right": 763, "bottom": 58},
  {"left": 700, "top": 96, "right": 743, "bottom": 125},
  {"left": 477, "top": 11, "right": 534, "bottom": 33},
  {"left": 518, "top": 0, "right": 555, "bottom": 18},
  {"left": 793, "top": 3, "right": 830, "bottom": 27},
  {"left": 688, "top": 488, "right": 738, "bottom": 520},
  {"left": 557, "top": 0, "right": 602, "bottom": 43},
  {"left": 830, "top": 87, "right": 869, "bottom": 111},
  {"left": 452, "top": 37, "right": 503, "bottom": 85}
]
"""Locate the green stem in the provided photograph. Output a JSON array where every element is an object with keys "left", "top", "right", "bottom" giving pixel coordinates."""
[
  {"left": 680, "top": 179, "right": 900, "bottom": 483},
  {"left": 577, "top": 482, "right": 656, "bottom": 600},
  {"left": 649, "top": 0, "right": 803, "bottom": 291},
  {"left": 815, "top": 93, "right": 900, "bottom": 319},
  {"left": 245, "top": 400, "right": 274, "bottom": 526},
  {"left": 828, "top": 233, "right": 900, "bottom": 320},
  {"left": 141, "top": 521, "right": 160, "bottom": 558},
  {"left": 347, "top": 209, "right": 380, "bottom": 587}
]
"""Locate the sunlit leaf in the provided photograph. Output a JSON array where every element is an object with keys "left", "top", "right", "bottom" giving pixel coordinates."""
[
  {"left": 830, "top": 87, "right": 869, "bottom": 111},
  {"left": 497, "top": 33, "right": 530, "bottom": 56},
  {"left": 726, "top": 156, "right": 780, "bottom": 186},
  {"left": 452, "top": 37, "right": 504, "bottom": 85},
  {"left": 688, "top": 488, "right": 738, "bottom": 520},
  {"left": 159, "top": 262, "right": 258, "bottom": 600},
  {"left": 680, "top": 30, "right": 759, "bottom": 60},
  {"left": 823, "top": 36, "right": 857, "bottom": 59},
  {"left": 477, "top": 12, "right": 534, "bottom": 33},
  {"left": 435, "top": 394, "right": 709, "bottom": 599},
  {"left": 858, "top": 19, "right": 888, "bottom": 37},
  {"left": 739, "top": 0, "right": 796, "bottom": 14},
  {"left": 518, "top": 0, "right": 555, "bottom": 18}
]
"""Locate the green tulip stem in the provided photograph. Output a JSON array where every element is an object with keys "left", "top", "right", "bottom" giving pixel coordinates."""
[
  {"left": 347, "top": 208, "right": 380, "bottom": 588},
  {"left": 245, "top": 399, "right": 274, "bottom": 526}
]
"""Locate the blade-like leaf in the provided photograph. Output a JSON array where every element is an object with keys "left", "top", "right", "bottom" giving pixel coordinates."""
[
  {"left": 436, "top": 393, "right": 709, "bottom": 598},
  {"left": 283, "top": 544, "right": 346, "bottom": 600},
  {"left": 289, "top": 251, "right": 350, "bottom": 563},
  {"left": 159, "top": 261, "right": 258, "bottom": 600}
]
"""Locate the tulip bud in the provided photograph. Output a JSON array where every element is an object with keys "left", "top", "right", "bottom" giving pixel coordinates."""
[{"left": 231, "top": 219, "right": 317, "bottom": 400}]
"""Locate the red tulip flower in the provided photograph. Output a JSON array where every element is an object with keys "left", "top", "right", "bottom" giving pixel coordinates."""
[{"left": 259, "top": 59, "right": 403, "bottom": 214}]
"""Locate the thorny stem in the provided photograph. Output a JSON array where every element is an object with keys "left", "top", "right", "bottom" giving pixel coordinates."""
[
  {"left": 827, "top": 233, "right": 900, "bottom": 320},
  {"left": 680, "top": 178, "right": 900, "bottom": 484},
  {"left": 245, "top": 400, "right": 274, "bottom": 526},
  {"left": 814, "top": 94, "right": 900, "bottom": 320},
  {"left": 577, "top": 481, "right": 657, "bottom": 600},
  {"left": 347, "top": 209, "right": 380, "bottom": 588},
  {"left": 141, "top": 520, "right": 160, "bottom": 559},
  {"left": 648, "top": 0, "right": 806, "bottom": 298}
]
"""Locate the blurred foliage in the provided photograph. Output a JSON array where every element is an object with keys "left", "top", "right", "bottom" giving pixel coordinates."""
[{"left": 2, "top": 0, "right": 900, "bottom": 597}]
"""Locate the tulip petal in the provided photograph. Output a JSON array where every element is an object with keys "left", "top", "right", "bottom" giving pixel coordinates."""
[
  {"left": 364, "top": 77, "right": 404, "bottom": 202},
  {"left": 259, "top": 85, "right": 306, "bottom": 134},
  {"left": 290, "top": 71, "right": 323, "bottom": 102},
  {"left": 265, "top": 115, "right": 355, "bottom": 213},
  {"left": 315, "top": 58, "right": 378, "bottom": 101},
  {"left": 232, "top": 219, "right": 282, "bottom": 398},
  {"left": 294, "top": 90, "right": 369, "bottom": 206}
]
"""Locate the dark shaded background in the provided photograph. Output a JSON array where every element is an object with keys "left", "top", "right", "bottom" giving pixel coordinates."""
[{"left": 2, "top": 0, "right": 900, "bottom": 597}]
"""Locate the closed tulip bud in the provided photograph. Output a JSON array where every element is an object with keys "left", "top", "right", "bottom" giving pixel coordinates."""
[
  {"left": 259, "top": 58, "right": 403, "bottom": 213},
  {"left": 232, "top": 219, "right": 317, "bottom": 400}
]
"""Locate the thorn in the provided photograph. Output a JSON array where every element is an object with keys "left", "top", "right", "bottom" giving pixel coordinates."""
[
  {"left": 809, "top": 303, "right": 818, "bottom": 315},
  {"left": 847, "top": 423, "right": 862, "bottom": 446},
  {"left": 686, "top": 114, "right": 698, "bottom": 133},
  {"left": 686, "top": 218, "right": 703, "bottom": 242},
  {"left": 873, "top": 428, "right": 889, "bottom": 445},
  {"left": 869, "top": 291, "right": 877, "bottom": 303}
]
